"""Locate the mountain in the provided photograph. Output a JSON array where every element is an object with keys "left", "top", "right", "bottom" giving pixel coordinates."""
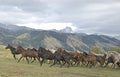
[
  {"left": 60, "top": 27, "right": 73, "bottom": 33},
  {"left": 0, "top": 23, "right": 120, "bottom": 52},
  {"left": 0, "top": 23, "right": 34, "bottom": 33},
  {"left": 51, "top": 27, "right": 73, "bottom": 33},
  {"left": 114, "top": 35, "right": 120, "bottom": 40},
  {"left": 11, "top": 31, "right": 120, "bottom": 52},
  {"left": 0, "top": 27, "right": 16, "bottom": 44}
]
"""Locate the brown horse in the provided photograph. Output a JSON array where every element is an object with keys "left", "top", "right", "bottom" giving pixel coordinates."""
[
  {"left": 95, "top": 54, "right": 106, "bottom": 67},
  {"left": 16, "top": 46, "right": 40, "bottom": 64},
  {"left": 26, "top": 48, "right": 38, "bottom": 63},
  {"left": 5, "top": 44, "right": 21, "bottom": 60},
  {"left": 81, "top": 52, "right": 97, "bottom": 67},
  {"left": 69, "top": 51, "right": 82, "bottom": 66}
]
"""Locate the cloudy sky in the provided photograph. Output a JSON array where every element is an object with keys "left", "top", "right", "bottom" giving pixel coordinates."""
[{"left": 0, "top": 0, "right": 120, "bottom": 36}]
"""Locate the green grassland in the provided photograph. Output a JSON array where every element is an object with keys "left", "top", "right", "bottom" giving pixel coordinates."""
[{"left": 0, "top": 45, "right": 119, "bottom": 77}]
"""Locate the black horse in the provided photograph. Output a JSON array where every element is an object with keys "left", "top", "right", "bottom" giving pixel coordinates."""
[
  {"left": 5, "top": 44, "right": 21, "bottom": 60},
  {"left": 38, "top": 47, "right": 54, "bottom": 66}
]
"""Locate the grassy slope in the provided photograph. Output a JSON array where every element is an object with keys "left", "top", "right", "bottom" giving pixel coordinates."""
[{"left": 0, "top": 45, "right": 119, "bottom": 77}]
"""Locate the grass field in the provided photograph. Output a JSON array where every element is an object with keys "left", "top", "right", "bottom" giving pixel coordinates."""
[{"left": 0, "top": 45, "right": 120, "bottom": 77}]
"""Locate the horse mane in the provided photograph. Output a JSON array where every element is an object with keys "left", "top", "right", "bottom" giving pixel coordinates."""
[
  {"left": 18, "top": 46, "right": 23, "bottom": 48},
  {"left": 83, "top": 52, "right": 88, "bottom": 56},
  {"left": 38, "top": 47, "right": 47, "bottom": 52}
]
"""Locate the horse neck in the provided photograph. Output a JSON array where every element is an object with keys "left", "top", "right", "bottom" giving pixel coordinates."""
[
  {"left": 38, "top": 48, "right": 47, "bottom": 55},
  {"left": 9, "top": 47, "right": 16, "bottom": 52},
  {"left": 63, "top": 51, "right": 69, "bottom": 55}
]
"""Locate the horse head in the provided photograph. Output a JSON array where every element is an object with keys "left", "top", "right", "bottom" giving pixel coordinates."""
[{"left": 5, "top": 44, "right": 11, "bottom": 49}]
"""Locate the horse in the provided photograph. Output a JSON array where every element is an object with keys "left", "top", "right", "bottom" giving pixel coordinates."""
[
  {"left": 26, "top": 48, "right": 38, "bottom": 63},
  {"left": 105, "top": 51, "right": 120, "bottom": 68},
  {"left": 95, "top": 54, "right": 106, "bottom": 67},
  {"left": 82, "top": 52, "right": 97, "bottom": 67},
  {"left": 37, "top": 47, "right": 54, "bottom": 66},
  {"left": 50, "top": 48, "right": 74, "bottom": 68},
  {"left": 5, "top": 44, "right": 21, "bottom": 60},
  {"left": 69, "top": 51, "right": 82, "bottom": 66},
  {"left": 16, "top": 46, "right": 40, "bottom": 64}
]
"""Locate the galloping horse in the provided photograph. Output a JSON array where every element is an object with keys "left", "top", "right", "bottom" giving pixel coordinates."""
[
  {"left": 105, "top": 51, "right": 120, "bottom": 68},
  {"left": 69, "top": 51, "right": 82, "bottom": 66},
  {"left": 5, "top": 44, "right": 21, "bottom": 60},
  {"left": 16, "top": 46, "right": 40, "bottom": 64},
  {"left": 38, "top": 47, "right": 54, "bottom": 66},
  {"left": 50, "top": 48, "right": 74, "bottom": 67},
  {"left": 82, "top": 52, "right": 97, "bottom": 67},
  {"left": 95, "top": 54, "right": 106, "bottom": 67}
]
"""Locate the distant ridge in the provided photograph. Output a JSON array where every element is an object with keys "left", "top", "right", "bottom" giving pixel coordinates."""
[{"left": 0, "top": 23, "right": 120, "bottom": 52}]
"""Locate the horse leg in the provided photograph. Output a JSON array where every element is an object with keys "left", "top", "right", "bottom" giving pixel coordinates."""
[
  {"left": 50, "top": 59, "right": 57, "bottom": 67},
  {"left": 32, "top": 56, "right": 40, "bottom": 63},
  {"left": 100, "top": 61, "right": 104, "bottom": 67},
  {"left": 62, "top": 60, "right": 66, "bottom": 66},
  {"left": 88, "top": 61, "right": 93, "bottom": 68},
  {"left": 40, "top": 58, "right": 45, "bottom": 66},
  {"left": 89, "top": 61, "right": 93, "bottom": 68},
  {"left": 104, "top": 61, "right": 108, "bottom": 67},
  {"left": 114, "top": 61, "right": 118, "bottom": 69},
  {"left": 86, "top": 61, "right": 89, "bottom": 67},
  {"left": 13, "top": 54, "right": 17, "bottom": 60},
  {"left": 111, "top": 63, "right": 114, "bottom": 68},
  {"left": 26, "top": 57, "right": 29, "bottom": 64},
  {"left": 29, "top": 56, "right": 32, "bottom": 61},
  {"left": 66, "top": 60, "right": 71, "bottom": 68},
  {"left": 76, "top": 60, "right": 81, "bottom": 66},
  {"left": 18, "top": 56, "right": 23, "bottom": 63},
  {"left": 31, "top": 57, "right": 36, "bottom": 63},
  {"left": 81, "top": 60, "right": 86, "bottom": 66},
  {"left": 92, "top": 61, "right": 97, "bottom": 67},
  {"left": 36, "top": 56, "right": 41, "bottom": 66}
]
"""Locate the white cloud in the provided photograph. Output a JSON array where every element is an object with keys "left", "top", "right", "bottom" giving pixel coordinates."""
[
  {"left": 17, "top": 23, "right": 76, "bottom": 30},
  {"left": 0, "top": 0, "right": 120, "bottom": 36}
]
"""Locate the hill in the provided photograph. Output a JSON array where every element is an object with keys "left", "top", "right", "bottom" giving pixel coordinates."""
[
  {"left": 0, "top": 23, "right": 120, "bottom": 51},
  {"left": 14, "top": 31, "right": 120, "bottom": 51},
  {"left": 115, "top": 35, "right": 120, "bottom": 40}
]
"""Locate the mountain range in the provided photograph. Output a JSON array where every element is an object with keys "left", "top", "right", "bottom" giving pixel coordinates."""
[{"left": 0, "top": 23, "right": 120, "bottom": 52}]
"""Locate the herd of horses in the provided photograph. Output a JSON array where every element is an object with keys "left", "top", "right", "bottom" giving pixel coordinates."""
[{"left": 5, "top": 44, "right": 120, "bottom": 68}]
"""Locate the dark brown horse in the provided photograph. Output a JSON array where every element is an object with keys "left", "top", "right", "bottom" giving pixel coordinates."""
[
  {"left": 38, "top": 47, "right": 54, "bottom": 66},
  {"left": 50, "top": 48, "right": 74, "bottom": 67},
  {"left": 5, "top": 44, "right": 21, "bottom": 60},
  {"left": 16, "top": 46, "right": 40, "bottom": 64}
]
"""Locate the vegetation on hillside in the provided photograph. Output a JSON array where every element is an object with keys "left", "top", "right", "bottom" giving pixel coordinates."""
[{"left": 0, "top": 24, "right": 120, "bottom": 52}]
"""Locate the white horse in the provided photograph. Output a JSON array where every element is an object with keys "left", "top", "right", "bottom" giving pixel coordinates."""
[{"left": 105, "top": 51, "right": 120, "bottom": 68}]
